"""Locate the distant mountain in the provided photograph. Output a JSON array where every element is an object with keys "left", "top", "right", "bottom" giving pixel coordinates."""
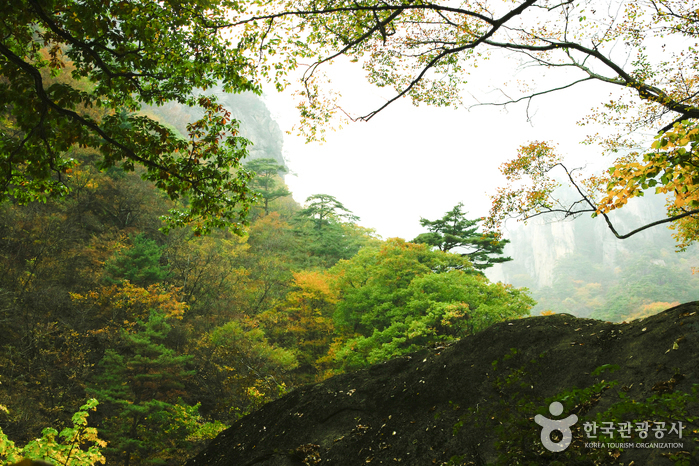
[
  {"left": 145, "top": 90, "right": 287, "bottom": 169},
  {"left": 487, "top": 195, "right": 669, "bottom": 289},
  {"left": 486, "top": 194, "right": 699, "bottom": 320}
]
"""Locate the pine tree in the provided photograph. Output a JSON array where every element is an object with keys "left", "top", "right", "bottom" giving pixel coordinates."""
[
  {"left": 295, "top": 194, "right": 359, "bottom": 230},
  {"left": 245, "top": 158, "right": 291, "bottom": 215},
  {"left": 413, "top": 203, "right": 512, "bottom": 270},
  {"left": 104, "top": 234, "right": 171, "bottom": 286},
  {"left": 87, "top": 312, "right": 193, "bottom": 466},
  {"left": 292, "top": 194, "right": 366, "bottom": 268}
]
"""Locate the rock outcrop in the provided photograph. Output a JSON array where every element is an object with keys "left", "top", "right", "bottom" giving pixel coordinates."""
[
  {"left": 185, "top": 302, "right": 699, "bottom": 466},
  {"left": 487, "top": 195, "right": 674, "bottom": 289}
]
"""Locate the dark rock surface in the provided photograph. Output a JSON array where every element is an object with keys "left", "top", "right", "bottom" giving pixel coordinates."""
[{"left": 186, "top": 302, "right": 699, "bottom": 465}]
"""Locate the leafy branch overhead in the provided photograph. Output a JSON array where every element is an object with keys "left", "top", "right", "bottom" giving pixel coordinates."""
[
  {"left": 2, "top": 0, "right": 261, "bottom": 234},
  {"left": 7, "top": 0, "right": 699, "bottom": 241},
  {"left": 235, "top": 0, "right": 699, "bottom": 244}
]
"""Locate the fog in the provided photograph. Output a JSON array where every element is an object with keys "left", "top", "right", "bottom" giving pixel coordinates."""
[{"left": 262, "top": 59, "right": 612, "bottom": 241}]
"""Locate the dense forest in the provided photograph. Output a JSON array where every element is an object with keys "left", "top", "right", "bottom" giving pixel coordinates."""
[
  {"left": 0, "top": 126, "right": 533, "bottom": 465},
  {"left": 3, "top": 0, "right": 699, "bottom": 464}
]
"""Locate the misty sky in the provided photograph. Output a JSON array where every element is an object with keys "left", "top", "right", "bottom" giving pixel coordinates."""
[{"left": 262, "top": 58, "right": 616, "bottom": 241}]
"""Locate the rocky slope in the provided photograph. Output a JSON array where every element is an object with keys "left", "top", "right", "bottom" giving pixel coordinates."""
[{"left": 185, "top": 302, "right": 699, "bottom": 466}]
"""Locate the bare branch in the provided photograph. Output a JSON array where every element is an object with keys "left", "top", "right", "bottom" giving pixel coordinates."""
[
  {"left": 521, "top": 162, "right": 699, "bottom": 240},
  {"left": 599, "top": 208, "right": 699, "bottom": 239},
  {"left": 470, "top": 77, "right": 595, "bottom": 110},
  {"left": 482, "top": 38, "right": 699, "bottom": 121}
]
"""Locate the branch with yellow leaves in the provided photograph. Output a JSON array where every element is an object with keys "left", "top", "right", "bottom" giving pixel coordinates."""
[{"left": 485, "top": 137, "right": 699, "bottom": 242}]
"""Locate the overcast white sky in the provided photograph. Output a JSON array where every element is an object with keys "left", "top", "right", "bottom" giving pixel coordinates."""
[{"left": 261, "top": 58, "right": 613, "bottom": 241}]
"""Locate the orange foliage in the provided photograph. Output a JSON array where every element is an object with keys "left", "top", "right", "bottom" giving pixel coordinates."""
[
  {"left": 625, "top": 301, "right": 681, "bottom": 321},
  {"left": 288, "top": 270, "right": 338, "bottom": 305},
  {"left": 485, "top": 142, "right": 565, "bottom": 234},
  {"left": 71, "top": 282, "right": 188, "bottom": 337},
  {"left": 261, "top": 271, "right": 337, "bottom": 380}
]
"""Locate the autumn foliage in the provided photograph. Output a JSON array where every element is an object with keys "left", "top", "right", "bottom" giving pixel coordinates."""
[
  {"left": 0, "top": 143, "right": 538, "bottom": 465},
  {"left": 4, "top": 0, "right": 699, "bottom": 464}
]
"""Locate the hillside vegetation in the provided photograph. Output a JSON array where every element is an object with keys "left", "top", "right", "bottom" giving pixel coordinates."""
[
  {"left": 488, "top": 198, "right": 699, "bottom": 321},
  {"left": 0, "top": 99, "right": 533, "bottom": 465},
  {"left": 3, "top": 0, "right": 699, "bottom": 462}
]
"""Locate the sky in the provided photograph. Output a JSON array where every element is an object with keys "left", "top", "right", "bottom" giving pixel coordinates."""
[{"left": 261, "top": 58, "right": 613, "bottom": 241}]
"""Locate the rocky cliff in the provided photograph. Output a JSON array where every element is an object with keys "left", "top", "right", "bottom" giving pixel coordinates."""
[
  {"left": 146, "top": 90, "right": 286, "bottom": 169},
  {"left": 487, "top": 194, "right": 677, "bottom": 289}
]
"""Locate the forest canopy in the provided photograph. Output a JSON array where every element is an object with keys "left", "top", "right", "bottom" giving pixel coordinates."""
[
  {"left": 4, "top": 0, "right": 698, "bottom": 241},
  {"left": 0, "top": 148, "right": 535, "bottom": 464},
  {"left": 2, "top": 1, "right": 698, "bottom": 465}
]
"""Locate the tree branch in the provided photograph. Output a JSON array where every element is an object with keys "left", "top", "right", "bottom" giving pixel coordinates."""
[
  {"left": 523, "top": 162, "right": 699, "bottom": 240},
  {"left": 599, "top": 208, "right": 699, "bottom": 239},
  {"left": 0, "top": 41, "right": 194, "bottom": 187},
  {"left": 357, "top": 0, "right": 539, "bottom": 122},
  {"left": 482, "top": 38, "right": 699, "bottom": 121},
  {"left": 228, "top": 3, "right": 497, "bottom": 28},
  {"left": 470, "top": 76, "right": 596, "bottom": 110},
  {"left": 303, "top": 5, "right": 408, "bottom": 84},
  {"left": 28, "top": 0, "right": 160, "bottom": 84}
]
